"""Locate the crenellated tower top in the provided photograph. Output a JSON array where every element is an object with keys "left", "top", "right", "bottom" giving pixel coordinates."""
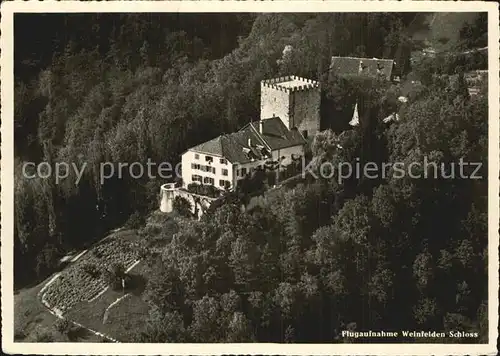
[
  {"left": 260, "top": 75, "right": 321, "bottom": 136},
  {"left": 260, "top": 75, "right": 320, "bottom": 92}
]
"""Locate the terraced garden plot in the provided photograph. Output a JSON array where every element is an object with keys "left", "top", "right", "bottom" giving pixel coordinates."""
[
  {"left": 42, "top": 238, "right": 140, "bottom": 314},
  {"left": 65, "top": 260, "right": 152, "bottom": 342},
  {"left": 14, "top": 275, "right": 105, "bottom": 343}
]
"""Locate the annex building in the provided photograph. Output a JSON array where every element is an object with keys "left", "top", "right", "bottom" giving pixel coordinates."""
[{"left": 330, "top": 56, "right": 396, "bottom": 126}]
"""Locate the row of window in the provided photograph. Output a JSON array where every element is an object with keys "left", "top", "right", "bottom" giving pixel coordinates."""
[
  {"left": 194, "top": 153, "right": 227, "bottom": 165},
  {"left": 192, "top": 166, "right": 251, "bottom": 179},
  {"left": 191, "top": 175, "right": 230, "bottom": 188},
  {"left": 192, "top": 163, "right": 215, "bottom": 174},
  {"left": 191, "top": 163, "right": 228, "bottom": 176},
  {"left": 219, "top": 179, "right": 230, "bottom": 188},
  {"left": 236, "top": 164, "right": 266, "bottom": 177},
  {"left": 192, "top": 162, "right": 265, "bottom": 178},
  {"left": 192, "top": 175, "right": 214, "bottom": 185}
]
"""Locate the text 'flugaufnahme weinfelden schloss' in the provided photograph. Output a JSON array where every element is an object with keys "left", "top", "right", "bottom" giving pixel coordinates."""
[{"left": 341, "top": 330, "right": 480, "bottom": 339}]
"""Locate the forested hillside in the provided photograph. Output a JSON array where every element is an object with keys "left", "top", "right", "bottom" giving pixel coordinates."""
[
  {"left": 14, "top": 12, "right": 256, "bottom": 285},
  {"left": 14, "top": 13, "right": 488, "bottom": 343}
]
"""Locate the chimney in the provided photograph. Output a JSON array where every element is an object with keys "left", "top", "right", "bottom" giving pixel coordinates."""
[
  {"left": 248, "top": 138, "right": 252, "bottom": 147},
  {"left": 259, "top": 120, "right": 264, "bottom": 134}
]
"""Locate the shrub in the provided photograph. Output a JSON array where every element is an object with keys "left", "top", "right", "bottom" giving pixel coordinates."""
[
  {"left": 34, "top": 244, "right": 60, "bottom": 279},
  {"left": 54, "top": 318, "right": 72, "bottom": 335},
  {"left": 136, "top": 245, "right": 149, "bottom": 260},
  {"left": 173, "top": 196, "right": 192, "bottom": 217},
  {"left": 111, "top": 262, "right": 126, "bottom": 279},
  {"left": 91, "top": 248, "right": 103, "bottom": 259},
  {"left": 125, "top": 273, "right": 148, "bottom": 295},
  {"left": 35, "top": 330, "right": 54, "bottom": 342},
  {"left": 109, "top": 273, "right": 134, "bottom": 291},
  {"left": 187, "top": 183, "right": 222, "bottom": 198},
  {"left": 81, "top": 263, "right": 101, "bottom": 279},
  {"left": 67, "top": 324, "right": 86, "bottom": 342},
  {"left": 102, "top": 269, "right": 116, "bottom": 289},
  {"left": 103, "top": 262, "right": 128, "bottom": 290},
  {"left": 121, "top": 243, "right": 132, "bottom": 254},
  {"left": 124, "top": 274, "right": 134, "bottom": 289},
  {"left": 125, "top": 211, "right": 145, "bottom": 230},
  {"left": 140, "top": 224, "right": 162, "bottom": 239}
]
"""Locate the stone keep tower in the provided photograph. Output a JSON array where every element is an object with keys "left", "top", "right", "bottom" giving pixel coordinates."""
[{"left": 260, "top": 75, "right": 321, "bottom": 138}]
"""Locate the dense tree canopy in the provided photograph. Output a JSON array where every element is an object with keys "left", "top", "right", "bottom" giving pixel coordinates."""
[{"left": 136, "top": 76, "right": 487, "bottom": 342}]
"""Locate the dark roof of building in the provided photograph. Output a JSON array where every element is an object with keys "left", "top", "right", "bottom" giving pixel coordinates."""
[
  {"left": 189, "top": 136, "right": 225, "bottom": 157},
  {"left": 189, "top": 125, "right": 268, "bottom": 164},
  {"left": 189, "top": 117, "right": 306, "bottom": 164},
  {"left": 252, "top": 117, "right": 307, "bottom": 150},
  {"left": 330, "top": 56, "right": 394, "bottom": 80}
]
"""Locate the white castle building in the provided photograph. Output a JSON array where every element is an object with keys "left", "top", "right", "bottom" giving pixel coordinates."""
[{"left": 181, "top": 75, "right": 321, "bottom": 191}]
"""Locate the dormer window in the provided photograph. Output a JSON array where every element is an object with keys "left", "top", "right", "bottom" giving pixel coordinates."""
[{"left": 243, "top": 147, "right": 258, "bottom": 161}]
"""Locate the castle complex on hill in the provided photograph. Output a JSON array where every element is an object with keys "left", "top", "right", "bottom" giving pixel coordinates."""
[{"left": 160, "top": 56, "right": 397, "bottom": 215}]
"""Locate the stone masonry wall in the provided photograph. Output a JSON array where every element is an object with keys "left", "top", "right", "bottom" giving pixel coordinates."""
[
  {"left": 260, "top": 84, "right": 291, "bottom": 127},
  {"left": 290, "top": 87, "right": 321, "bottom": 136},
  {"left": 160, "top": 184, "right": 217, "bottom": 219},
  {"left": 260, "top": 80, "right": 321, "bottom": 135}
]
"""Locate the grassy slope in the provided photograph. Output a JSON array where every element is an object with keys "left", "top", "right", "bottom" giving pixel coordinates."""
[
  {"left": 14, "top": 281, "right": 63, "bottom": 342},
  {"left": 412, "top": 12, "right": 479, "bottom": 51},
  {"left": 14, "top": 229, "right": 147, "bottom": 342},
  {"left": 14, "top": 279, "right": 102, "bottom": 342},
  {"left": 66, "top": 261, "right": 151, "bottom": 342},
  {"left": 15, "top": 212, "right": 180, "bottom": 343},
  {"left": 428, "top": 12, "right": 479, "bottom": 48},
  {"left": 403, "top": 12, "right": 481, "bottom": 92}
]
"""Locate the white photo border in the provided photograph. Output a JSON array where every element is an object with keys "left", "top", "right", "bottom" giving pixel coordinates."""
[{"left": 2, "top": 1, "right": 499, "bottom": 355}]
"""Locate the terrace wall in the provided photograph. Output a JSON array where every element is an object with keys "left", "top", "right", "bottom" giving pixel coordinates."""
[{"left": 160, "top": 184, "right": 217, "bottom": 219}]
